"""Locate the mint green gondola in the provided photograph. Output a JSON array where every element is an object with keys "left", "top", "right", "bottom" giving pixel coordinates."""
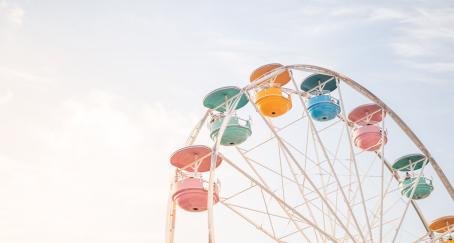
[
  {"left": 400, "top": 176, "right": 434, "bottom": 200},
  {"left": 210, "top": 116, "right": 252, "bottom": 146}
]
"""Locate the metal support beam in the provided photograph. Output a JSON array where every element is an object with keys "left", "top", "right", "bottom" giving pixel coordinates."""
[
  {"left": 288, "top": 64, "right": 454, "bottom": 201},
  {"left": 221, "top": 154, "right": 339, "bottom": 242}
]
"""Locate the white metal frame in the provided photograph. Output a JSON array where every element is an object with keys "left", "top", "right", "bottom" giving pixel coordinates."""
[{"left": 164, "top": 64, "right": 453, "bottom": 243}]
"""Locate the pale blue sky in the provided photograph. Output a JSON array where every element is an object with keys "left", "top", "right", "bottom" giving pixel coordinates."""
[{"left": 0, "top": 0, "right": 453, "bottom": 242}]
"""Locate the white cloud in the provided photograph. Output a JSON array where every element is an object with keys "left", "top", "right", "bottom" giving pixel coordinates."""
[
  {"left": 0, "top": 89, "right": 198, "bottom": 242},
  {"left": 296, "top": 6, "right": 454, "bottom": 68},
  {"left": 389, "top": 42, "right": 426, "bottom": 58},
  {"left": 405, "top": 8, "right": 454, "bottom": 40},
  {"left": 0, "top": 89, "right": 13, "bottom": 104},
  {"left": 0, "top": 0, "right": 24, "bottom": 26},
  {"left": 403, "top": 61, "right": 454, "bottom": 73},
  {"left": 330, "top": 7, "right": 368, "bottom": 17},
  {"left": 367, "top": 8, "right": 407, "bottom": 21},
  {"left": 6, "top": 5, "right": 23, "bottom": 25},
  {"left": 0, "top": 66, "right": 52, "bottom": 84},
  {"left": 0, "top": 0, "right": 24, "bottom": 41},
  {"left": 371, "top": 7, "right": 454, "bottom": 73}
]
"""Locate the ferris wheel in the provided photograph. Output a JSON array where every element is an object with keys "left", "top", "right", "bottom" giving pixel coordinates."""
[{"left": 164, "top": 63, "right": 454, "bottom": 243}]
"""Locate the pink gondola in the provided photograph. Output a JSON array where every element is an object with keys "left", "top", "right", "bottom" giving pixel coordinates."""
[
  {"left": 353, "top": 125, "right": 387, "bottom": 151},
  {"left": 172, "top": 177, "right": 220, "bottom": 212}
]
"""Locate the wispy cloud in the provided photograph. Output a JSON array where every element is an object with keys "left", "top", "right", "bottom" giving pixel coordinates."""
[
  {"left": 0, "top": 0, "right": 24, "bottom": 26},
  {"left": 0, "top": 0, "right": 24, "bottom": 40},
  {"left": 0, "top": 66, "right": 54, "bottom": 86},
  {"left": 0, "top": 89, "right": 13, "bottom": 104},
  {"left": 367, "top": 8, "right": 407, "bottom": 21},
  {"left": 392, "top": 8, "right": 454, "bottom": 73},
  {"left": 0, "top": 89, "right": 197, "bottom": 242},
  {"left": 403, "top": 61, "right": 454, "bottom": 73},
  {"left": 296, "top": 5, "right": 454, "bottom": 70},
  {"left": 358, "top": 6, "right": 454, "bottom": 73},
  {"left": 389, "top": 42, "right": 426, "bottom": 58}
]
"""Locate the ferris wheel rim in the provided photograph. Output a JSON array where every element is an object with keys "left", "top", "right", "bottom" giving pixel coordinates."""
[
  {"left": 242, "top": 63, "right": 453, "bottom": 202},
  {"left": 166, "top": 63, "right": 453, "bottom": 243},
  {"left": 240, "top": 64, "right": 452, "bottom": 238}
]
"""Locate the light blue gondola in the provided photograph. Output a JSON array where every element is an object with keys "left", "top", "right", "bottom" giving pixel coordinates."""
[
  {"left": 301, "top": 74, "right": 341, "bottom": 122},
  {"left": 307, "top": 95, "right": 341, "bottom": 121}
]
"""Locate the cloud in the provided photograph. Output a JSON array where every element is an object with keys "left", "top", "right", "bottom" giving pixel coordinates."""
[
  {"left": 403, "top": 61, "right": 454, "bottom": 73},
  {"left": 293, "top": 5, "right": 454, "bottom": 70},
  {"left": 0, "top": 67, "right": 52, "bottom": 84},
  {"left": 37, "top": 90, "right": 196, "bottom": 162},
  {"left": 0, "top": 89, "right": 198, "bottom": 242},
  {"left": 0, "top": 89, "right": 13, "bottom": 104},
  {"left": 405, "top": 8, "right": 454, "bottom": 40},
  {"left": 389, "top": 42, "right": 426, "bottom": 58},
  {"left": 367, "top": 8, "right": 407, "bottom": 21},
  {"left": 0, "top": 0, "right": 24, "bottom": 39},
  {"left": 6, "top": 4, "right": 23, "bottom": 25},
  {"left": 0, "top": 0, "right": 24, "bottom": 26},
  {"left": 366, "top": 7, "right": 454, "bottom": 73}
]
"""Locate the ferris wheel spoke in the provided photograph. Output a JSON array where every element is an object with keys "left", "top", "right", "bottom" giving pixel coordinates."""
[
  {"left": 220, "top": 201, "right": 288, "bottom": 243},
  {"left": 391, "top": 161, "right": 429, "bottom": 243},
  {"left": 378, "top": 108, "right": 386, "bottom": 243},
  {"left": 242, "top": 115, "right": 305, "bottom": 154},
  {"left": 373, "top": 151, "right": 432, "bottom": 235},
  {"left": 223, "top": 202, "right": 303, "bottom": 223},
  {"left": 360, "top": 174, "right": 396, "bottom": 230},
  {"left": 280, "top": 138, "right": 335, "bottom": 182},
  {"left": 221, "top": 153, "right": 340, "bottom": 242},
  {"left": 167, "top": 64, "right": 451, "bottom": 243},
  {"left": 278, "top": 228, "right": 309, "bottom": 242},
  {"left": 290, "top": 79, "right": 366, "bottom": 243},
  {"left": 234, "top": 146, "right": 317, "bottom": 242},
  {"left": 312, "top": 112, "right": 347, "bottom": 238},
  {"left": 235, "top": 149, "right": 300, "bottom": 185},
  {"left": 279, "top": 141, "right": 326, "bottom": 242},
  {"left": 260, "top": 188, "right": 278, "bottom": 238},
  {"left": 315, "top": 118, "right": 344, "bottom": 134},
  {"left": 293, "top": 180, "right": 357, "bottom": 208},
  {"left": 278, "top": 143, "right": 286, "bottom": 202},
  {"left": 165, "top": 110, "right": 211, "bottom": 243},
  {"left": 207, "top": 91, "right": 245, "bottom": 243},
  {"left": 307, "top": 116, "right": 331, "bottom": 229},
  {"left": 220, "top": 184, "right": 257, "bottom": 203},
  {"left": 336, "top": 80, "right": 374, "bottom": 242},
  {"left": 247, "top": 90, "right": 359, "bottom": 243}
]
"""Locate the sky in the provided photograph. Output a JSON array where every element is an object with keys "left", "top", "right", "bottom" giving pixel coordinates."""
[{"left": 0, "top": 0, "right": 453, "bottom": 242}]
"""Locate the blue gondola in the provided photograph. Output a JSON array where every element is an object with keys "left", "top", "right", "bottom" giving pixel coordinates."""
[{"left": 307, "top": 95, "right": 340, "bottom": 121}]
